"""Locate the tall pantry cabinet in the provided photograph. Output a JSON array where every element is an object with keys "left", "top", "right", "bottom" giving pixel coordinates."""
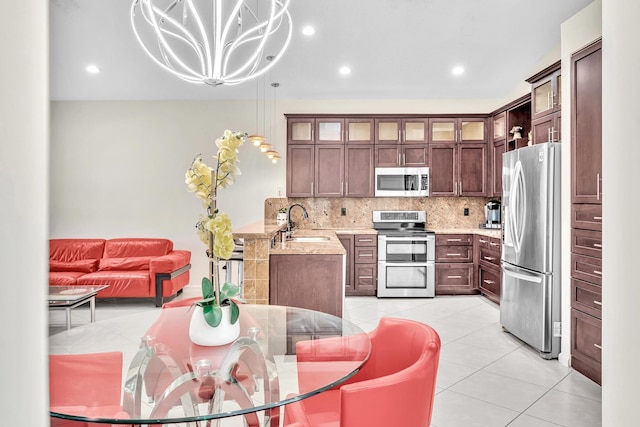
[{"left": 570, "top": 39, "right": 602, "bottom": 385}]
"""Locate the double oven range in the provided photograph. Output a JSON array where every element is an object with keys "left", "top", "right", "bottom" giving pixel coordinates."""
[{"left": 374, "top": 211, "right": 435, "bottom": 298}]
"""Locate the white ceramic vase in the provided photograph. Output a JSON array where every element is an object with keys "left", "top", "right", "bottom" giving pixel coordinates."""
[{"left": 189, "top": 305, "right": 240, "bottom": 346}]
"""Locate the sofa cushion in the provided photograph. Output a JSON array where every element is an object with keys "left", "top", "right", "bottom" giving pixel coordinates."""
[
  {"left": 50, "top": 239, "right": 106, "bottom": 262},
  {"left": 77, "top": 271, "right": 152, "bottom": 298},
  {"left": 99, "top": 257, "right": 154, "bottom": 271},
  {"left": 50, "top": 259, "right": 99, "bottom": 273},
  {"left": 103, "top": 238, "right": 173, "bottom": 258},
  {"left": 49, "top": 272, "right": 87, "bottom": 286}
]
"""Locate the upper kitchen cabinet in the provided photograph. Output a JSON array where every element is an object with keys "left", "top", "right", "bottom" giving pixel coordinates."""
[
  {"left": 287, "top": 117, "right": 345, "bottom": 144},
  {"left": 571, "top": 41, "right": 602, "bottom": 205},
  {"left": 316, "top": 118, "right": 345, "bottom": 144},
  {"left": 374, "top": 118, "right": 428, "bottom": 144},
  {"left": 529, "top": 61, "right": 561, "bottom": 120},
  {"left": 287, "top": 118, "right": 315, "bottom": 144},
  {"left": 527, "top": 61, "right": 561, "bottom": 144},
  {"left": 492, "top": 112, "right": 506, "bottom": 143},
  {"left": 429, "top": 117, "right": 487, "bottom": 144},
  {"left": 345, "top": 118, "right": 374, "bottom": 144},
  {"left": 287, "top": 144, "right": 315, "bottom": 197},
  {"left": 374, "top": 117, "right": 428, "bottom": 168},
  {"left": 429, "top": 143, "right": 487, "bottom": 196}
]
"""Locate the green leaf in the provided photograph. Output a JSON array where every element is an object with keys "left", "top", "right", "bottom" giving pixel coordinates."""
[
  {"left": 201, "top": 277, "right": 214, "bottom": 299},
  {"left": 202, "top": 304, "right": 222, "bottom": 327},
  {"left": 229, "top": 300, "right": 240, "bottom": 324},
  {"left": 220, "top": 281, "right": 240, "bottom": 302}
]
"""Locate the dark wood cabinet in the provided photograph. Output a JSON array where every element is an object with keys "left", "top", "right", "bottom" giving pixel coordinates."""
[
  {"left": 529, "top": 61, "right": 561, "bottom": 121},
  {"left": 270, "top": 254, "right": 344, "bottom": 317},
  {"left": 435, "top": 234, "right": 477, "bottom": 295},
  {"left": 374, "top": 118, "right": 428, "bottom": 144},
  {"left": 315, "top": 118, "right": 344, "bottom": 144},
  {"left": 286, "top": 144, "right": 314, "bottom": 197},
  {"left": 475, "top": 235, "right": 501, "bottom": 304},
  {"left": 287, "top": 118, "right": 315, "bottom": 144},
  {"left": 344, "top": 145, "right": 374, "bottom": 197},
  {"left": 429, "top": 117, "right": 486, "bottom": 144},
  {"left": 345, "top": 118, "right": 374, "bottom": 144},
  {"left": 489, "top": 94, "right": 532, "bottom": 196},
  {"left": 338, "top": 235, "right": 354, "bottom": 294},
  {"left": 570, "top": 39, "right": 602, "bottom": 385},
  {"left": 571, "top": 43, "right": 603, "bottom": 204},
  {"left": 340, "top": 233, "right": 377, "bottom": 296},
  {"left": 527, "top": 61, "right": 561, "bottom": 145},
  {"left": 374, "top": 144, "right": 428, "bottom": 167},
  {"left": 429, "top": 143, "right": 487, "bottom": 196},
  {"left": 315, "top": 144, "right": 344, "bottom": 197}
]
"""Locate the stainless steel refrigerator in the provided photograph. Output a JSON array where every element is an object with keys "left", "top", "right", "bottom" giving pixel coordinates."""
[{"left": 501, "top": 143, "right": 561, "bottom": 359}]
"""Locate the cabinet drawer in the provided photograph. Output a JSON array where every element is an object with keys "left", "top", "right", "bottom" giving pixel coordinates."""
[
  {"left": 354, "top": 246, "right": 377, "bottom": 263},
  {"left": 571, "top": 228, "right": 602, "bottom": 259},
  {"left": 436, "top": 234, "right": 473, "bottom": 245},
  {"left": 435, "top": 263, "right": 475, "bottom": 295},
  {"left": 478, "top": 246, "right": 500, "bottom": 268},
  {"left": 436, "top": 245, "right": 473, "bottom": 263},
  {"left": 354, "top": 234, "right": 377, "bottom": 246},
  {"left": 571, "top": 253, "right": 602, "bottom": 286},
  {"left": 478, "top": 265, "right": 500, "bottom": 304},
  {"left": 571, "top": 278, "right": 602, "bottom": 319},
  {"left": 353, "top": 264, "right": 377, "bottom": 293},
  {"left": 571, "top": 204, "right": 602, "bottom": 231},
  {"left": 571, "top": 308, "right": 602, "bottom": 364}
]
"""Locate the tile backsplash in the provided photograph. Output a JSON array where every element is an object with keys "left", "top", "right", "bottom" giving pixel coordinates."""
[{"left": 264, "top": 197, "right": 497, "bottom": 230}]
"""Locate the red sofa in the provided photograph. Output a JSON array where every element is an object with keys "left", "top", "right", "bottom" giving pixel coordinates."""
[{"left": 49, "top": 238, "right": 191, "bottom": 307}]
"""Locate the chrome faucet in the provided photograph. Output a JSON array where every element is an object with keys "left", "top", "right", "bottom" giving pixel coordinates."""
[{"left": 286, "top": 203, "right": 308, "bottom": 235}]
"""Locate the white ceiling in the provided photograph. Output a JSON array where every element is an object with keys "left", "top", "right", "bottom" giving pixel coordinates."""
[{"left": 50, "top": 0, "right": 594, "bottom": 101}]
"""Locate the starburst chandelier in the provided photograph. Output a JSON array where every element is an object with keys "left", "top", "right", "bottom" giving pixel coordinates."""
[{"left": 130, "top": 0, "right": 292, "bottom": 86}]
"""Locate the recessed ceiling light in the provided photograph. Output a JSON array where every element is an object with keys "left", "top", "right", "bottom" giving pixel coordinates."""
[
  {"left": 339, "top": 66, "right": 351, "bottom": 76},
  {"left": 452, "top": 66, "right": 465, "bottom": 76},
  {"left": 302, "top": 25, "right": 315, "bottom": 36},
  {"left": 86, "top": 65, "right": 101, "bottom": 74}
]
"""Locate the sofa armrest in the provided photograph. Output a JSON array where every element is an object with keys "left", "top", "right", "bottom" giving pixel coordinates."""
[
  {"left": 149, "top": 250, "right": 191, "bottom": 274},
  {"left": 151, "top": 250, "right": 192, "bottom": 307}
]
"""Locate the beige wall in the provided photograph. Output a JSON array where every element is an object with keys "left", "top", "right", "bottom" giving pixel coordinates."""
[
  {"left": 0, "top": 0, "right": 49, "bottom": 424},
  {"left": 601, "top": 0, "right": 640, "bottom": 423}
]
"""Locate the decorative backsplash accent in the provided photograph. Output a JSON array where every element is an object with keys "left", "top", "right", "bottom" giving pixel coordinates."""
[{"left": 264, "top": 197, "right": 496, "bottom": 230}]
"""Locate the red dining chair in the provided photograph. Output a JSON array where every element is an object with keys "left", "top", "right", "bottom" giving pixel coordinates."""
[
  {"left": 283, "top": 317, "right": 441, "bottom": 427},
  {"left": 49, "top": 351, "right": 130, "bottom": 427}
]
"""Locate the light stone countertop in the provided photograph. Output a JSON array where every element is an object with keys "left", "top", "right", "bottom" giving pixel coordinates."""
[
  {"left": 269, "top": 229, "right": 347, "bottom": 256},
  {"left": 233, "top": 220, "right": 286, "bottom": 239}
]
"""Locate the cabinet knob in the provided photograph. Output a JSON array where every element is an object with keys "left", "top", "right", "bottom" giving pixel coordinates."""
[
  {"left": 446, "top": 253, "right": 462, "bottom": 257},
  {"left": 447, "top": 275, "right": 462, "bottom": 279},
  {"left": 593, "top": 270, "right": 602, "bottom": 276},
  {"left": 594, "top": 300, "right": 602, "bottom": 306},
  {"left": 483, "top": 280, "right": 495, "bottom": 284},
  {"left": 594, "top": 343, "right": 602, "bottom": 350},
  {"left": 484, "top": 256, "right": 495, "bottom": 261},
  {"left": 593, "top": 243, "right": 602, "bottom": 248}
]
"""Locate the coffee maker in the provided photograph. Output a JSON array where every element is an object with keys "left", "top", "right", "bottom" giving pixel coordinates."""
[{"left": 484, "top": 200, "right": 501, "bottom": 229}]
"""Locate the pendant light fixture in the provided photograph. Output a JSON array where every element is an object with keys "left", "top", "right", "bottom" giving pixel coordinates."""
[{"left": 130, "top": 0, "right": 293, "bottom": 87}]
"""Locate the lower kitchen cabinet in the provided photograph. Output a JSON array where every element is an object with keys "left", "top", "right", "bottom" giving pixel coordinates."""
[
  {"left": 476, "top": 235, "right": 501, "bottom": 304},
  {"left": 339, "top": 233, "right": 377, "bottom": 296},
  {"left": 269, "top": 254, "right": 343, "bottom": 317},
  {"left": 435, "top": 234, "right": 476, "bottom": 295},
  {"left": 570, "top": 308, "right": 602, "bottom": 384},
  {"left": 435, "top": 263, "right": 475, "bottom": 295}
]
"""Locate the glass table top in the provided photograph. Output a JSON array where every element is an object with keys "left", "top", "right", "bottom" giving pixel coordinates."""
[
  {"left": 48, "top": 285, "right": 109, "bottom": 305},
  {"left": 49, "top": 303, "right": 371, "bottom": 425}
]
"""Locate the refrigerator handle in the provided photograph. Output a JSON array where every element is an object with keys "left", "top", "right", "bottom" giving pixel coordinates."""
[{"left": 502, "top": 263, "right": 543, "bottom": 283}]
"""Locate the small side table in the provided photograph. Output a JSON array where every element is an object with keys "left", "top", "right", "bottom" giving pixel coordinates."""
[{"left": 48, "top": 285, "right": 108, "bottom": 330}]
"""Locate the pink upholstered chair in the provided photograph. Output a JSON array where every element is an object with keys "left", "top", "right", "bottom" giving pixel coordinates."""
[
  {"left": 283, "top": 317, "right": 441, "bottom": 427},
  {"left": 49, "top": 351, "right": 130, "bottom": 427}
]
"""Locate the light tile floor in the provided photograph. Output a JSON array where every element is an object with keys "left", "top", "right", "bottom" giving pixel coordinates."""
[{"left": 49, "top": 294, "right": 602, "bottom": 427}]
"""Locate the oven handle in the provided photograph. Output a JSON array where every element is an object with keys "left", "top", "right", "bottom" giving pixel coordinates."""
[
  {"left": 378, "top": 261, "right": 434, "bottom": 267},
  {"left": 378, "top": 235, "right": 434, "bottom": 242}
]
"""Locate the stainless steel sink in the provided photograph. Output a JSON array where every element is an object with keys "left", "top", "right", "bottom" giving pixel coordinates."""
[{"left": 288, "top": 236, "right": 331, "bottom": 243}]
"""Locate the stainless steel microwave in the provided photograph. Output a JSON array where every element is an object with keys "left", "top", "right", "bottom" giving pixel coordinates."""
[{"left": 374, "top": 167, "right": 429, "bottom": 197}]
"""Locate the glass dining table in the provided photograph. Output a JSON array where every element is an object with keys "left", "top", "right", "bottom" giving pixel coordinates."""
[{"left": 49, "top": 303, "right": 372, "bottom": 426}]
